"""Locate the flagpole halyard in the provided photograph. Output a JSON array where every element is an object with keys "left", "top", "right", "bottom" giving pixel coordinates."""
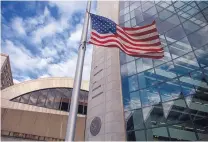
[{"left": 65, "top": 1, "right": 91, "bottom": 141}]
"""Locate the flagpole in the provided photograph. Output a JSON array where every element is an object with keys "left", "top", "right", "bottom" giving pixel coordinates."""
[{"left": 65, "top": 1, "right": 91, "bottom": 141}]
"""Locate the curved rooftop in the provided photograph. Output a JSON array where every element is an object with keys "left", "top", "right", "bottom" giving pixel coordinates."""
[{"left": 1, "top": 77, "right": 89, "bottom": 115}]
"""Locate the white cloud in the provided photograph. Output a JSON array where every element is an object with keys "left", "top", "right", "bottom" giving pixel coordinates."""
[
  {"left": 13, "top": 79, "right": 20, "bottom": 84},
  {"left": 2, "top": 40, "right": 51, "bottom": 73},
  {"left": 49, "top": 1, "right": 87, "bottom": 16},
  {"left": 2, "top": 1, "right": 96, "bottom": 83},
  {"left": 40, "top": 74, "right": 51, "bottom": 78},
  {"left": 11, "top": 17, "right": 26, "bottom": 36}
]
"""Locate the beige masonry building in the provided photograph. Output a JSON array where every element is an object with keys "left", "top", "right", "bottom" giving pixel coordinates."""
[{"left": 1, "top": 77, "right": 89, "bottom": 141}]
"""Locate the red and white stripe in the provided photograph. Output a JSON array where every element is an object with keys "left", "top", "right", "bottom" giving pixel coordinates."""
[{"left": 89, "top": 21, "right": 164, "bottom": 59}]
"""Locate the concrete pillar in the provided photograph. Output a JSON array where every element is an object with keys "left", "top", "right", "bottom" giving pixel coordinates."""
[{"left": 85, "top": 1, "right": 126, "bottom": 141}]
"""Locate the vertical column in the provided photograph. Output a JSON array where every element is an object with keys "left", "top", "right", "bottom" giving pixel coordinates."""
[{"left": 85, "top": 1, "right": 126, "bottom": 141}]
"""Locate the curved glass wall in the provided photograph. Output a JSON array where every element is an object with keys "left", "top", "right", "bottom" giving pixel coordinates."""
[
  {"left": 11, "top": 88, "right": 88, "bottom": 115},
  {"left": 119, "top": 1, "right": 208, "bottom": 141}
]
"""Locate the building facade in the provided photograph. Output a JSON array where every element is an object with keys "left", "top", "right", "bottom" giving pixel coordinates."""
[
  {"left": 1, "top": 77, "right": 89, "bottom": 141},
  {"left": 86, "top": 1, "right": 208, "bottom": 141},
  {"left": 1, "top": 53, "right": 13, "bottom": 90}
]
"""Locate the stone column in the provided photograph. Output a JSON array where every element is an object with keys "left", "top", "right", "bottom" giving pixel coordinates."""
[{"left": 85, "top": 1, "right": 126, "bottom": 141}]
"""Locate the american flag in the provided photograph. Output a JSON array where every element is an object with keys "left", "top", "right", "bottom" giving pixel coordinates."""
[{"left": 89, "top": 13, "right": 164, "bottom": 59}]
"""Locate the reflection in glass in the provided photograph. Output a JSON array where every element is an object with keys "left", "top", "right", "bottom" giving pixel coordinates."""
[
  {"left": 37, "top": 90, "right": 47, "bottom": 107},
  {"left": 129, "top": 91, "right": 141, "bottom": 109},
  {"left": 194, "top": 118, "right": 208, "bottom": 140},
  {"left": 166, "top": 99, "right": 191, "bottom": 124},
  {"left": 144, "top": 104, "right": 166, "bottom": 128},
  {"left": 128, "top": 75, "right": 139, "bottom": 92},
  {"left": 140, "top": 86, "right": 160, "bottom": 107},
  {"left": 136, "top": 58, "right": 153, "bottom": 73},
  {"left": 155, "top": 61, "right": 177, "bottom": 82},
  {"left": 138, "top": 69, "right": 158, "bottom": 89},
  {"left": 168, "top": 37, "right": 192, "bottom": 59},
  {"left": 45, "top": 90, "right": 55, "bottom": 108},
  {"left": 28, "top": 92, "right": 39, "bottom": 105},
  {"left": 126, "top": 109, "right": 144, "bottom": 131},
  {"left": 127, "top": 130, "right": 146, "bottom": 141},
  {"left": 53, "top": 94, "right": 62, "bottom": 110},
  {"left": 168, "top": 121, "right": 197, "bottom": 140},
  {"left": 194, "top": 45, "right": 208, "bottom": 67},
  {"left": 173, "top": 52, "right": 199, "bottom": 76},
  {"left": 20, "top": 93, "right": 30, "bottom": 104},
  {"left": 146, "top": 127, "right": 169, "bottom": 141},
  {"left": 187, "top": 25, "right": 208, "bottom": 48},
  {"left": 159, "top": 79, "right": 181, "bottom": 102},
  {"left": 127, "top": 61, "right": 136, "bottom": 76}
]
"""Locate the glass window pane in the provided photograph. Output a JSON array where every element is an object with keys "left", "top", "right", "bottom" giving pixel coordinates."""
[
  {"left": 119, "top": 15, "right": 124, "bottom": 24},
  {"left": 54, "top": 93, "right": 62, "bottom": 110},
  {"left": 174, "top": 1, "right": 186, "bottom": 9},
  {"left": 173, "top": 52, "right": 199, "bottom": 76},
  {"left": 124, "top": 6, "right": 129, "bottom": 15},
  {"left": 12, "top": 97, "right": 20, "bottom": 102},
  {"left": 131, "top": 18, "right": 136, "bottom": 27},
  {"left": 165, "top": 25, "right": 186, "bottom": 44},
  {"left": 190, "top": 71, "right": 208, "bottom": 91},
  {"left": 128, "top": 75, "right": 138, "bottom": 92},
  {"left": 179, "top": 75, "right": 196, "bottom": 97},
  {"left": 194, "top": 44, "right": 208, "bottom": 67},
  {"left": 129, "top": 91, "right": 141, "bottom": 109},
  {"left": 168, "top": 37, "right": 192, "bottom": 59},
  {"left": 144, "top": 103, "right": 166, "bottom": 129},
  {"left": 127, "top": 130, "right": 146, "bottom": 141},
  {"left": 197, "top": 1, "right": 208, "bottom": 10},
  {"left": 28, "top": 92, "right": 39, "bottom": 105},
  {"left": 127, "top": 60, "right": 136, "bottom": 76},
  {"left": 45, "top": 90, "right": 55, "bottom": 108},
  {"left": 120, "top": 9, "right": 125, "bottom": 16},
  {"left": 157, "top": 15, "right": 180, "bottom": 34},
  {"left": 136, "top": 58, "right": 153, "bottom": 73},
  {"left": 143, "top": 6, "right": 157, "bottom": 20},
  {"left": 155, "top": 61, "right": 177, "bottom": 82},
  {"left": 138, "top": 69, "right": 158, "bottom": 89},
  {"left": 37, "top": 90, "right": 48, "bottom": 107},
  {"left": 20, "top": 93, "right": 30, "bottom": 104},
  {"left": 194, "top": 118, "right": 208, "bottom": 140},
  {"left": 140, "top": 86, "right": 161, "bottom": 107},
  {"left": 187, "top": 25, "right": 208, "bottom": 49},
  {"left": 125, "top": 109, "right": 144, "bottom": 131},
  {"left": 135, "top": 7, "right": 144, "bottom": 24},
  {"left": 124, "top": 13, "right": 130, "bottom": 22},
  {"left": 130, "top": 3, "right": 138, "bottom": 12},
  {"left": 78, "top": 105, "right": 83, "bottom": 114},
  {"left": 130, "top": 10, "right": 135, "bottom": 18},
  {"left": 156, "top": 5, "right": 164, "bottom": 13},
  {"left": 124, "top": 1, "right": 129, "bottom": 8},
  {"left": 83, "top": 105, "right": 87, "bottom": 114},
  {"left": 158, "top": 9, "right": 174, "bottom": 21},
  {"left": 159, "top": 79, "right": 181, "bottom": 102},
  {"left": 60, "top": 97, "right": 69, "bottom": 111},
  {"left": 168, "top": 121, "right": 197, "bottom": 141},
  {"left": 183, "top": 19, "right": 201, "bottom": 35},
  {"left": 119, "top": 1, "right": 125, "bottom": 11},
  {"left": 124, "top": 20, "right": 131, "bottom": 27},
  {"left": 146, "top": 127, "right": 169, "bottom": 141},
  {"left": 142, "top": 2, "right": 154, "bottom": 12}
]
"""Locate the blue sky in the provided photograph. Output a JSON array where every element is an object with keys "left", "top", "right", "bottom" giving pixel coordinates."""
[{"left": 1, "top": 1, "right": 97, "bottom": 83}]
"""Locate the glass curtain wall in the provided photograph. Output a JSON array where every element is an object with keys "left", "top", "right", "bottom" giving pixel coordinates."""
[{"left": 119, "top": 1, "right": 208, "bottom": 141}]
